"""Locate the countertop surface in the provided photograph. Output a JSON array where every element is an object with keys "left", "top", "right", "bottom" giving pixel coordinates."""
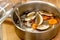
[
  {"left": 2, "top": 18, "right": 60, "bottom": 40},
  {"left": 2, "top": 0, "right": 60, "bottom": 40}
]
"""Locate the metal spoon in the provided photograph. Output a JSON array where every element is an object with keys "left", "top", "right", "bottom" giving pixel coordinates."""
[{"left": 15, "top": 8, "right": 22, "bottom": 27}]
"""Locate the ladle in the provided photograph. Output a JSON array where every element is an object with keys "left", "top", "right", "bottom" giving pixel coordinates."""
[{"left": 15, "top": 8, "right": 22, "bottom": 27}]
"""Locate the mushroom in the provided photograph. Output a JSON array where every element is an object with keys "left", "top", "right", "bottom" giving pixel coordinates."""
[
  {"left": 27, "top": 12, "right": 35, "bottom": 17},
  {"left": 39, "top": 11, "right": 53, "bottom": 16},
  {"left": 35, "top": 12, "right": 43, "bottom": 25},
  {"left": 25, "top": 15, "right": 36, "bottom": 21},
  {"left": 37, "top": 25, "right": 50, "bottom": 30},
  {"left": 25, "top": 12, "right": 36, "bottom": 21}
]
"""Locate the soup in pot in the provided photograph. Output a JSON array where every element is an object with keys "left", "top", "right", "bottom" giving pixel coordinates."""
[{"left": 16, "top": 9, "right": 59, "bottom": 32}]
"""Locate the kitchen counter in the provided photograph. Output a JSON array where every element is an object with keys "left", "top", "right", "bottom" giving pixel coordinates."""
[
  {"left": 2, "top": 18, "right": 60, "bottom": 40},
  {"left": 2, "top": 18, "right": 21, "bottom": 40}
]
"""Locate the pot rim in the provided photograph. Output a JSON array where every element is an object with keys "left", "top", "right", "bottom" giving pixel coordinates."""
[{"left": 11, "top": 1, "right": 60, "bottom": 33}]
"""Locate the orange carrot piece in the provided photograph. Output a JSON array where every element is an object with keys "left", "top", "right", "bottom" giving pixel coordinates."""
[
  {"left": 42, "top": 16, "right": 50, "bottom": 20},
  {"left": 32, "top": 23, "right": 37, "bottom": 30},
  {"left": 48, "top": 18, "right": 58, "bottom": 25}
]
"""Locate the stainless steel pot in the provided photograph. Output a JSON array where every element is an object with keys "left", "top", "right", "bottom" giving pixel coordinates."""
[
  {"left": 11, "top": 1, "right": 60, "bottom": 40},
  {"left": 12, "top": 1, "right": 60, "bottom": 40}
]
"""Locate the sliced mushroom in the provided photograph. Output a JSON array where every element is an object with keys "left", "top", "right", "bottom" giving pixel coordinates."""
[
  {"left": 25, "top": 15, "right": 36, "bottom": 21},
  {"left": 39, "top": 11, "right": 53, "bottom": 16},
  {"left": 35, "top": 12, "right": 43, "bottom": 25},
  {"left": 37, "top": 25, "right": 51, "bottom": 30},
  {"left": 27, "top": 12, "right": 35, "bottom": 17}
]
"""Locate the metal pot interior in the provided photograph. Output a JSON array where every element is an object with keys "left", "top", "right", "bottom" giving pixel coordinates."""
[{"left": 12, "top": 1, "right": 60, "bottom": 33}]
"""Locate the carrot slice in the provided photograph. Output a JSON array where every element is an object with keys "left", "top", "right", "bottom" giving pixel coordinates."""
[
  {"left": 42, "top": 16, "right": 50, "bottom": 20},
  {"left": 32, "top": 23, "right": 37, "bottom": 30},
  {"left": 48, "top": 18, "right": 58, "bottom": 25}
]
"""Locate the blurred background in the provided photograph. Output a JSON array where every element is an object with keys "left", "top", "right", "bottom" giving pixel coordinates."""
[{"left": 8, "top": 0, "right": 60, "bottom": 8}]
